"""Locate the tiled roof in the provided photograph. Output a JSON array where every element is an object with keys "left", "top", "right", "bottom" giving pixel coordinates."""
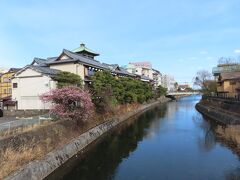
[
  {"left": 15, "top": 65, "right": 60, "bottom": 78},
  {"left": 102, "top": 63, "right": 119, "bottom": 70},
  {"left": 72, "top": 43, "right": 99, "bottom": 56},
  {"left": 221, "top": 72, "right": 240, "bottom": 81},
  {"left": 102, "top": 63, "right": 136, "bottom": 77},
  {"left": 8, "top": 68, "right": 21, "bottom": 73},
  {"left": 117, "top": 67, "right": 136, "bottom": 77},
  {"left": 48, "top": 49, "right": 109, "bottom": 70},
  {"left": 46, "top": 57, "right": 58, "bottom": 62},
  {"left": 31, "top": 58, "right": 48, "bottom": 66},
  {"left": 29, "top": 65, "right": 60, "bottom": 77},
  {"left": 31, "top": 57, "right": 57, "bottom": 67}
]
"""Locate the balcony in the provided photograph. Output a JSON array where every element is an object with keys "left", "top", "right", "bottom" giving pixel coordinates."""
[{"left": 212, "top": 64, "right": 240, "bottom": 75}]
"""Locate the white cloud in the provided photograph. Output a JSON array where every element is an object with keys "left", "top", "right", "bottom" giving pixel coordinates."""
[{"left": 234, "top": 49, "right": 240, "bottom": 54}]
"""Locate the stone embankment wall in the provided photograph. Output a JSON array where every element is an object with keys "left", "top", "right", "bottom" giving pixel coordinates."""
[
  {"left": 196, "top": 96, "right": 240, "bottom": 125},
  {"left": 6, "top": 97, "right": 170, "bottom": 180}
]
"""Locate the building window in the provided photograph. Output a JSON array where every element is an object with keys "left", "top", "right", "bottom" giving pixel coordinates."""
[
  {"left": 9, "top": 88, "right": 12, "bottom": 94},
  {"left": 4, "top": 89, "right": 6, "bottom": 94},
  {"left": 13, "top": 83, "right": 18, "bottom": 88}
]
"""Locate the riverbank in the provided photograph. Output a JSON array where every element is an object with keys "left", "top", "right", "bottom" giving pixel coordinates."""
[
  {"left": 196, "top": 95, "right": 240, "bottom": 125},
  {"left": 4, "top": 97, "right": 170, "bottom": 179},
  {"left": 46, "top": 95, "right": 240, "bottom": 179}
]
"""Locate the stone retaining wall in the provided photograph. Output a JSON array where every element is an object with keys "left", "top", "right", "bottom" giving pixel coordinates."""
[
  {"left": 196, "top": 97, "right": 240, "bottom": 125},
  {"left": 196, "top": 103, "right": 240, "bottom": 124},
  {"left": 6, "top": 98, "right": 169, "bottom": 180}
]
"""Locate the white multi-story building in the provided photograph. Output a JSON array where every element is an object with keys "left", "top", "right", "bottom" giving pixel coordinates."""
[
  {"left": 124, "top": 61, "right": 162, "bottom": 86},
  {"left": 152, "top": 69, "right": 162, "bottom": 88},
  {"left": 162, "top": 74, "right": 176, "bottom": 92}
]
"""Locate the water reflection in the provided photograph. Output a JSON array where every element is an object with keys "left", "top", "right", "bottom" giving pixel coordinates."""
[{"left": 49, "top": 95, "right": 240, "bottom": 180}]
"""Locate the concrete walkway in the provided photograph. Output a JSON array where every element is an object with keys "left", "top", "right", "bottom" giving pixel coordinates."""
[
  {"left": 0, "top": 115, "right": 51, "bottom": 132},
  {"left": 0, "top": 117, "right": 19, "bottom": 124}
]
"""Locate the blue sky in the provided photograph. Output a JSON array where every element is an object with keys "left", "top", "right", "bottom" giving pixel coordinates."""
[{"left": 1, "top": 0, "right": 240, "bottom": 85}]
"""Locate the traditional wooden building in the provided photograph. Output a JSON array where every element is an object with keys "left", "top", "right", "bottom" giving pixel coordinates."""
[
  {"left": 213, "top": 63, "right": 240, "bottom": 97},
  {"left": 12, "top": 43, "right": 137, "bottom": 110}
]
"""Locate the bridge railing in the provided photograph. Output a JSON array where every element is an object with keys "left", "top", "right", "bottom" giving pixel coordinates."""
[{"left": 167, "top": 92, "right": 200, "bottom": 95}]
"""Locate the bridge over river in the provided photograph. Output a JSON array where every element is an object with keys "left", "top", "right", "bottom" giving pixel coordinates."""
[{"left": 166, "top": 92, "right": 201, "bottom": 99}]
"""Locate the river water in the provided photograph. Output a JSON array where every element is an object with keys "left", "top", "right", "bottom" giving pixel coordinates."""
[{"left": 53, "top": 95, "right": 240, "bottom": 180}]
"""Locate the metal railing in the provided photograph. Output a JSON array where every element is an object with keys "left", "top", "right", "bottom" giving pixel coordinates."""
[
  {"left": 203, "top": 93, "right": 240, "bottom": 102},
  {"left": 0, "top": 114, "right": 53, "bottom": 138},
  {"left": 212, "top": 64, "right": 240, "bottom": 75}
]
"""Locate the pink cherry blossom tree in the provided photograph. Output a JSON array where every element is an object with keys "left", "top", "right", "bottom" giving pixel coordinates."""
[{"left": 40, "top": 86, "right": 94, "bottom": 122}]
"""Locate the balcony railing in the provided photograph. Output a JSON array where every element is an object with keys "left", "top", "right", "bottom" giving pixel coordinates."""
[{"left": 212, "top": 64, "right": 240, "bottom": 75}]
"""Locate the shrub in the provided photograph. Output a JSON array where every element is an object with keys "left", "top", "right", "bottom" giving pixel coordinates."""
[
  {"left": 155, "top": 85, "right": 167, "bottom": 98},
  {"left": 54, "top": 71, "right": 83, "bottom": 88},
  {"left": 90, "top": 71, "right": 154, "bottom": 110},
  {"left": 40, "top": 87, "right": 93, "bottom": 122}
]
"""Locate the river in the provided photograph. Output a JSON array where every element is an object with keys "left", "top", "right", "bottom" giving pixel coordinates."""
[{"left": 48, "top": 95, "right": 240, "bottom": 180}]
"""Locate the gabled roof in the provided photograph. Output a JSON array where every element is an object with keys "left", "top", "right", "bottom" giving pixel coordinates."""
[
  {"left": 31, "top": 58, "right": 48, "bottom": 67},
  {"left": 31, "top": 57, "right": 57, "bottom": 67},
  {"left": 102, "top": 63, "right": 120, "bottom": 71},
  {"left": 72, "top": 43, "right": 99, "bottom": 56},
  {"left": 30, "top": 66, "right": 60, "bottom": 77},
  {"left": 116, "top": 67, "right": 137, "bottom": 77},
  {"left": 8, "top": 68, "right": 21, "bottom": 73},
  {"left": 102, "top": 63, "right": 136, "bottom": 77},
  {"left": 220, "top": 72, "right": 240, "bottom": 81},
  {"left": 15, "top": 65, "right": 60, "bottom": 78},
  {"left": 47, "top": 56, "right": 58, "bottom": 62},
  {"left": 48, "top": 49, "right": 109, "bottom": 70}
]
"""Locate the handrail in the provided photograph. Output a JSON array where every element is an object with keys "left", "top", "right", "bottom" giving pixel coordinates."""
[{"left": 203, "top": 93, "right": 240, "bottom": 102}]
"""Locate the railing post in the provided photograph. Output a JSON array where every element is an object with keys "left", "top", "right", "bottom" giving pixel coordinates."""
[{"left": 8, "top": 122, "right": 11, "bottom": 135}]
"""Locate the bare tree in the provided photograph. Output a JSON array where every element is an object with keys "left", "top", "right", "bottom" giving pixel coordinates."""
[
  {"left": 193, "top": 70, "right": 212, "bottom": 91},
  {"left": 218, "top": 57, "right": 237, "bottom": 65}
]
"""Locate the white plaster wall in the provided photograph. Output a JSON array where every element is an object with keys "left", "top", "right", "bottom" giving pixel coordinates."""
[
  {"left": 148, "top": 69, "right": 154, "bottom": 80},
  {"left": 50, "top": 63, "right": 85, "bottom": 80},
  {"left": 135, "top": 67, "right": 142, "bottom": 76},
  {"left": 12, "top": 68, "right": 57, "bottom": 110}
]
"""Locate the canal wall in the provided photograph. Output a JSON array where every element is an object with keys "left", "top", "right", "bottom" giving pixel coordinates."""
[
  {"left": 196, "top": 96, "right": 240, "bottom": 125},
  {"left": 6, "top": 97, "right": 170, "bottom": 180}
]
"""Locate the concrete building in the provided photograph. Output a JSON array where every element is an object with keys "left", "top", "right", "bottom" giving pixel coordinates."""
[
  {"left": 162, "top": 74, "right": 176, "bottom": 92},
  {"left": 125, "top": 61, "right": 153, "bottom": 79},
  {"left": 152, "top": 69, "right": 162, "bottom": 88},
  {"left": 124, "top": 61, "right": 163, "bottom": 85}
]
